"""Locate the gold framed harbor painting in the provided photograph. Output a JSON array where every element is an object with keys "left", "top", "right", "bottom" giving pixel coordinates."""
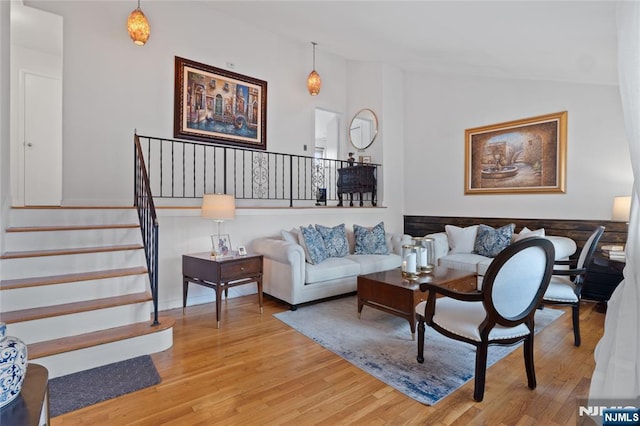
[
  {"left": 174, "top": 56, "right": 267, "bottom": 150},
  {"left": 464, "top": 111, "right": 567, "bottom": 195}
]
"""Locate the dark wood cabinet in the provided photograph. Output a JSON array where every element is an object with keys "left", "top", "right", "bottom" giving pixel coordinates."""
[
  {"left": 337, "top": 165, "right": 377, "bottom": 207},
  {"left": 582, "top": 253, "right": 625, "bottom": 308}
]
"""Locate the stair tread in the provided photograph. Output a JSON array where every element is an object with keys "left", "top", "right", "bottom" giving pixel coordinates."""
[
  {"left": 0, "top": 291, "right": 152, "bottom": 324},
  {"left": 28, "top": 316, "right": 174, "bottom": 359},
  {"left": 0, "top": 267, "right": 148, "bottom": 290},
  {"left": 0, "top": 243, "right": 143, "bottom": 259},
  {"left": 7, "top": 224, "right": 140, "bottom": 232}
]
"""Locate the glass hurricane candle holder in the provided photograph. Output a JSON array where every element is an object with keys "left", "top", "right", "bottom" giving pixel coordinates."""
[
  {"left": 412, "top": 236, "right": 435, "bottom": 274},
  {"left": 401, "top": 244, "right": 419, "bottom": 280}
]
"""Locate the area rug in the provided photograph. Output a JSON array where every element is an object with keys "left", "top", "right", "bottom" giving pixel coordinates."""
[
  {"left": 49, "top": 355, "right": 161, "bottom": 417},
  {"left": 274, "top": 296, "right": 563, "bottom": 405}
]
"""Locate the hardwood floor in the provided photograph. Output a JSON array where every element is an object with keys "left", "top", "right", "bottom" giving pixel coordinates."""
[{"left": 52, "top": 294, "right": 605, "bottom": 425}]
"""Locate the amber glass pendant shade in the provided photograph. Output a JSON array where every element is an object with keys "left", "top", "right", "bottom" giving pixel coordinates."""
[
  {"left": 307, "top": 70, "right": 321, "bottom": 96},
  {"left": 307, "top": 42, "right": 321, "bottom": 96},
  {"left": 127, "top": 2, "right": 150, "bottom": 46}
]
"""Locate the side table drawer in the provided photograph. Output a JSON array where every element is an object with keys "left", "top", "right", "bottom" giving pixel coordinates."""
[{"left": 220, "top": 257, "right": 262, "bottom": 281}]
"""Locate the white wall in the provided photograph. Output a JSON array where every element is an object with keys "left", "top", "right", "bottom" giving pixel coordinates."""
[
  {"left": 156, "top": 207, "right": 403, "bottom": 310},
  {"left": 16, "top": 1, "right": 403, "bottom": 310},
  {"left": 10, "top": 2, "right": 630, "bottom": 310},
  {"left": 403, "top": 72, "right": 631, "bottom": 220},
  {"left": 25, "top": 1, "right": 349, "bottom": 205},
  {"left": 1, "top": 1, "right": 10, "bottom": 257}
]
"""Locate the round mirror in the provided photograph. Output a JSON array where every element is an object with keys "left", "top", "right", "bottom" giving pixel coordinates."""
[{"left": 349, "top": 108, "right": 378, "bottom": 150}]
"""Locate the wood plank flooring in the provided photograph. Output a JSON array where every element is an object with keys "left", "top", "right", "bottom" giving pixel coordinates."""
[{"left": 52, "top": 295, "right": 605, "bottom": 425}]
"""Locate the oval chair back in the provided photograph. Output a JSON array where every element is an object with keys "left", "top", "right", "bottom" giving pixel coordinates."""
[{"left": 482, "top": 237, "right": 556, "bottom": 330}]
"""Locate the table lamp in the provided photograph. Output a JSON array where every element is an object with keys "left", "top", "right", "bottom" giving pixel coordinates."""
[
  {"left": 201, "top": 193, "right": 236, "bottom": 257},
  {"left": 612, "top": 196, "right": 631, "bottom": 222}
]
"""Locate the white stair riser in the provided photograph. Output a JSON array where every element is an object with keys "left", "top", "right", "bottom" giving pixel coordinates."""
[
  {"left": 32, "top": 327, "right": 173, "bottom": 378},
  {"left": 1, "top": 274, "right": 148, "bottom": 311},
  {"left": 9, "top": 208, "right": 138, "bottom": 227},
  {"left": 5, "top": 227, "right": 142, "bottom": 251},
  {"left": 1, "top": 249, "right": 147, "bottom": 280},
  {"left": 5, "top": 301, "right": 154, "bottom": 344}
]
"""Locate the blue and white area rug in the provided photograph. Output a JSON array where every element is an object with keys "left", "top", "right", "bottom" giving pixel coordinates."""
[{"left": 274, "top": 295, "right": 563, "bottom": 405}]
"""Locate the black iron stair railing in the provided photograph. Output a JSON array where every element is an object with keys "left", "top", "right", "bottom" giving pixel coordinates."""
[
  {"left": 134, "top": 134, "right": 160, "bottom": 326},
  {"left": 136, "top": 134, "right": 380, "bottom": 207}
]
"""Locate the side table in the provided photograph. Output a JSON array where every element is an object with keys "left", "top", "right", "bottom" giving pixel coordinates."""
[
  {"left": 582, "top": 252, "right": 625, "bottom": 312},
  {"left": 182, "top": 252, "right": 263, "bottom": 328},
  {"left": 0, "top": 363, "right": 49, "bottom": 426}
]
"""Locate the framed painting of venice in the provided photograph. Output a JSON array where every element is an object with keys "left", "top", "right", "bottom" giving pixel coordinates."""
[
  {"left": 464, "top": 111, "right": 567, "bottom": 195},
  {"left": 174, "top": 56, "right": 267, "bottom": 150}
]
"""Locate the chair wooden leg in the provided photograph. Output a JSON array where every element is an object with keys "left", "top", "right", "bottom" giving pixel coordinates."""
[
  {"left": 474, "top": 344, "right": 488, "bottom": 402},
  {"left": 524, "top": 334, "right": 536, "bottom": 390},
  {"left": 572, "top": 304, "right": 581, "bottom": 346},
  {"left": 416, "top": 315, "right": 425, "bottom": 363}
]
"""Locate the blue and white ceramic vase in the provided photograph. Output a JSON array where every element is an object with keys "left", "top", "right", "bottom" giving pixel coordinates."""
[{"left": 0, "top": 322, "right": 28, "bottom": 408}]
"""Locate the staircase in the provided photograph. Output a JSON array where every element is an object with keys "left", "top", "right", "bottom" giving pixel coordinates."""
[{"left": 0, "top": 207, "right": 174, "bottom": 378}]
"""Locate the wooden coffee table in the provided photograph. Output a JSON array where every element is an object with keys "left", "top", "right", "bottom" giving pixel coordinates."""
[{"left": 357, "top": 267, "right": 477, "bottom": 339}]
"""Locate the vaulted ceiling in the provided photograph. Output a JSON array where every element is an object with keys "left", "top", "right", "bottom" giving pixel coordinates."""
[{"left": 211, "top": 1, "right": 618, "bottom": 86}]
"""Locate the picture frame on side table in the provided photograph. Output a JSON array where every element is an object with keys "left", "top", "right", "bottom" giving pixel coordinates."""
[
  {"left": 174, "top": 56, "right": 268, "bottom": 150},
  {"left": 211, "top": 234, "right": 232, "bottom": 258},
  {"left": 359, "top": 155, "right": 372, "bottom": 164},
  {"left": 464, "top": 111, "right": 567, "bottom": 195},
  {"left": 237, "top": 246, "right": 247, "bottom": 256}
]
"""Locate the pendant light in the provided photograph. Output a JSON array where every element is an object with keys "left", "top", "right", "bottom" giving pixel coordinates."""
[
  {"left": 307, "top": 42, "right": 321, "bottom": 96},
  {"left": 127, "top": 0, "right": 150, "bottom": 46}
]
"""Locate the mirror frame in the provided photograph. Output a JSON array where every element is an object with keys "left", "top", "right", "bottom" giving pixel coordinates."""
[{"left": 349, "top": 108, "right": 378, "bottom": 150}]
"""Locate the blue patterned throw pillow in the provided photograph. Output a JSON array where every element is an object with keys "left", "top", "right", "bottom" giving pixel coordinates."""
[
  {"left": 473, "top": 223, "right": 515, "bottom": 257},
  {"left": 354, "top": 222, "right": 389, "bottom": 255},
  {"left": 315, "top": 224, "right": 349, "bottom": 257},
  {"left": 300, "top": 225, "right": 328, "bottom": 264}
]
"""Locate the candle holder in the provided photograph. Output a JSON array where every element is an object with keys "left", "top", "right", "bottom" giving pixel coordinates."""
[
  {"left": 401, "top": 244, "right": 419, "bottom": 280},
  {"left": 412, "top": 236, "right": 435, "bottom": 274}
]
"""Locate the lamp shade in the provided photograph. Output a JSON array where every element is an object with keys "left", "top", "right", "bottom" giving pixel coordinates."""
[
  {"left": 127, "top": 5, "right": 150, "bottom": 46},
  {"left": 307, "top": 42, "right": 321, "bottom": 96},
  {"left": 307, "top": 70, "right": 321, "bottom": 96},
  {"left": 612, "top": 196, "right": 631, "bottom": 222},
  {"left": 201, "top": 194, "right": 236, "bottom": 221}
]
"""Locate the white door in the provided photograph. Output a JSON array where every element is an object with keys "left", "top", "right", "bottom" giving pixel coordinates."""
[{"left": 24, "top": 73, "right": 62, "bottom": 206}]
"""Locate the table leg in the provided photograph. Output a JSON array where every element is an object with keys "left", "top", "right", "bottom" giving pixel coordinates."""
[
  {"left": 216, "top": 283, "right": 223, "bottom": 328},
  {"left": 357, "top": 297, "right": 364, "bottom": 319},
  {"left": 408, "top": 313, "right": 416, "bottom": 341},
  {"left": 359, "top": 192, "right": 364, "bottom": 207},
  {"left": 417, "top": 317, "right": 425, "bottom": 363},
  {"left": 182, "top": 278, "right": 189, "bottom": 313},
  {"left": 257, "top": 277, "right": 264, "bottom": 314}
]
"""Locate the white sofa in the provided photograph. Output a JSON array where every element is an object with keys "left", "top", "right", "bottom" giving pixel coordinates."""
[
  {"left": 427, "top": 226, "right": 577, "bottom": 287},
  {"left": 252, "top": 229, "right": 410, "bottom": 309}
]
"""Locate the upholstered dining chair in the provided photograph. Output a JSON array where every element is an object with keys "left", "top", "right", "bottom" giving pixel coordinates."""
[
  {"left": 542, "top": 226, "right": 605, "bottom": 347},
  {"left": 415, "top": 237, "right": 555, "bottom": 402}
]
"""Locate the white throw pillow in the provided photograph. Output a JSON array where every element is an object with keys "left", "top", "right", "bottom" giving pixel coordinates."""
[
  {"left": 281, "top": 228, "right": 314, "bottom": 263},
  {"left": 445, "top": 225, "right": 478, "bottom": 254},
  {"left": 281, "top": 228, "right": 300, "bottom": 244},
  {"left": 514, "top": 227, "right": 545, "bottom": 241}
]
